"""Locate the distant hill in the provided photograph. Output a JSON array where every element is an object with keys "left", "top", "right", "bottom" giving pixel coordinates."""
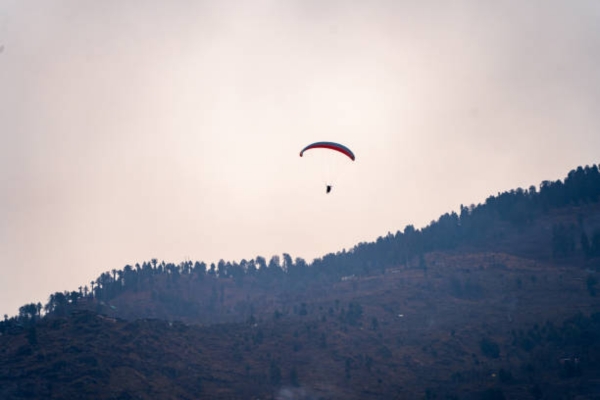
[{"left": 2, "top": 164, "right": 600, "bottom": 399}]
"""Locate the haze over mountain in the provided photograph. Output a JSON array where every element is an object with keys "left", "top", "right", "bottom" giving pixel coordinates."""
[{"left": 3, "top": 0, "right": 600, "bottom": 318}]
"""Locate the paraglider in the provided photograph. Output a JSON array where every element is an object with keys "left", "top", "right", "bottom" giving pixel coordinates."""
[{"left": 300, "top": 141, "right": 355, "bottom": 194}]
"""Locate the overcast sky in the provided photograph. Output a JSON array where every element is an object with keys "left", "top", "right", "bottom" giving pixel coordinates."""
[{"left": 1, "top": 1, "right": 600, "bottom": 317}]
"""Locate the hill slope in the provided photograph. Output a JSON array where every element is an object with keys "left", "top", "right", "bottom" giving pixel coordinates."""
[
  {"left": 2, "top": 165, "right": 600, "bottom": 399},
  {"left": 2, "top": 252, "right": 600, "bottom": 399}
]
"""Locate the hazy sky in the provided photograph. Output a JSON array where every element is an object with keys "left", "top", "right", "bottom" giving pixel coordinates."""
[{"left": 2, "top": 1, "right": 600, "bottom": 317}]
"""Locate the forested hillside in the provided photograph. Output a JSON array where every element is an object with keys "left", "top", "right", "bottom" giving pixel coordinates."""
[{"left": 1, "top": 164, "right": 600, "bottom": 399}]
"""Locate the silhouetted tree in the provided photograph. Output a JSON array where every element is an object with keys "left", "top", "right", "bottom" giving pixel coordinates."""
[{"left": 192, "top": 261, "right": 206, "bottom": 278}]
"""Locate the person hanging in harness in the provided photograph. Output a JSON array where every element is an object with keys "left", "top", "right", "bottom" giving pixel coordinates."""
[{"left": 326, "top": 185, "right": 332, "bottom": 194}]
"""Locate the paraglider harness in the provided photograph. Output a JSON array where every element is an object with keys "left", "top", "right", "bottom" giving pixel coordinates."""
[{"left": 326, "top": 185, "right": 332, "bottom": 194}]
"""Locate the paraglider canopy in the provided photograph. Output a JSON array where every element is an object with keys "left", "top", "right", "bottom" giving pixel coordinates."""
[{"left": 299, "top": 141, "right": 355, "bottom": 161}]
